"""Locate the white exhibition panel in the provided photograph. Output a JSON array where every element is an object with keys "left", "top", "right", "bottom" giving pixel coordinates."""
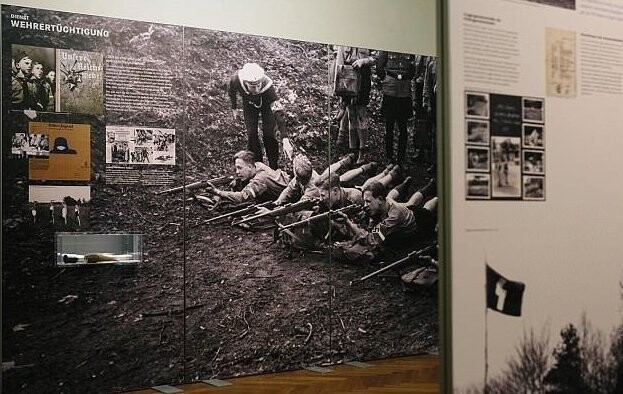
[{"left": 448, "top": 0, "right": 623, "bottom": 390}]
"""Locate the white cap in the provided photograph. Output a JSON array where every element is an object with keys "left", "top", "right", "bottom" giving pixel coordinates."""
[{"left": 239, "top": 63, "right": 265, "bottom": 83}]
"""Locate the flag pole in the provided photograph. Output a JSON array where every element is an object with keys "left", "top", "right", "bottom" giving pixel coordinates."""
[
  {"left": 484, "top": 260, "right": 489, "bottom": 394},
  {"left": 484, "top": 304, "right": 489, "bottom": 393}
]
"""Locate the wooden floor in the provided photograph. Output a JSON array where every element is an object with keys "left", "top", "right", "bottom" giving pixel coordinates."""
[{"left": 128, "top": 354, "right": 439, "bottom": 393}]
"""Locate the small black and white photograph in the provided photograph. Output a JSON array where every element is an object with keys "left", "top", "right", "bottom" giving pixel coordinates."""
[
  {"left": 53, "top": 200, "right": 89, "bottom": 230},
  {"left": 491, "top": 136, "right": 521, "bottom": 198},
  {"left": 466, "top": 146, "right": 490, "bottom": 172},
  {"left": 110, "top": 140, "right": 130, "bottom": 163},
  {"left": 466, "top": 120, "right": 490, "bottom": 145},
  {"left": 106, "top": 126, "right": 131, "bottom": 163},
  {"left": 11, "top": 132, "right": 29, "bottom": 157},
  {"left": 466, "top": 92, "right": 490, "bottom": 118},
  {"left": 11, "top": 44, "right": 56, "bottom": 112},
  {"left": 29, "top": 185, "right": 91, "bottom": 204},
  {"left": 28, "top": 185, "right": 91, "bottom": 230},
  {"left": 27, "top": 133, "right": 50, "bottom": 157},
  {"left": 466, "top": 173, "right": 491, "bottom": 199},
  {"left": 131, "top": 146, "right": 152, "bottom": 163},
  {"left": 133, "top": 128, "right": 154, "bottom": 146},
  {"left": 107, "top": 130, "right": 116, "bottom": 144},
  {"left": 523, "top": 149, "right": 545, "bottom": 174},
  {"left": 153, "top": 129, "right": 175, "bottom": 151},
  {"left": 153, "top": 129, "right": 176, "bottom": 165},
  {"left": 523, "top": 175, "right": 545, "bottom": 200},
  {"left": 522, "top": 124, "right": 544, "bottom": 148},
  {"left": 522, "top": 97, "right": 545, "bottom": 123}
]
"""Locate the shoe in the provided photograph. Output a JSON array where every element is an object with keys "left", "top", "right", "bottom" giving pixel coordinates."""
[
  {"left": 340, "top": 152, "right": 356, "bottom": 166},
  {"left": 388, "top": 165, "right": 403, "bottom": 184},
  {"left": 420, "top": 178, "right": 437, "bottom": 198},
  {"left": 359, "top": 161, "right": 377, "bottom": 174},
  {"left": 394, "top": 176, "right": 413, "bottom": 196}
]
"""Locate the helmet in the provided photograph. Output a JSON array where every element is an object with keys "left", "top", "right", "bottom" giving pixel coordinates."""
[{"left": 239, "top": 63, "right": 265, "bottom": 83}]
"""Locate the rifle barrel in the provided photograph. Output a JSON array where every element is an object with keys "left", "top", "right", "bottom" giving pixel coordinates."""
[
  {"left": 350, "top": 244, "right": 436, "bottom": 286},
  {"left": 201, "top": 201, "right": 272, "bottom": 225},
  {"left": 155, "top": 176, "right": 233, "bottom": 195},
  {"left": 234, "top": 200, "right": 316, "bottom": 226},
  {"left": 278, "top": 204, "right": 358, "bottom": 232}
]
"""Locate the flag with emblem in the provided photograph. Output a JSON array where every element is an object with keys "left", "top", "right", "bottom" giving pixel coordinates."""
[{"left": 486, "top": 264, "right": 525, "bottom": 317}]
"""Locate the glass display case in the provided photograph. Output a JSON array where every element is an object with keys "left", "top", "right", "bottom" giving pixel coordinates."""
[{"left": 55, "top": 232, "right": 143, "bottom": 266}]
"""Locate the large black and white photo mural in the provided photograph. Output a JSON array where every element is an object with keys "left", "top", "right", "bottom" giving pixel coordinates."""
[{"left": 2, "top": 4, "right": 439, "bottom": 392}]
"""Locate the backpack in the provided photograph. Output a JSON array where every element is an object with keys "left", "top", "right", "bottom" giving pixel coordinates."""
[{"left": 333, "top": 64, "right": 360, "bottom": 98}]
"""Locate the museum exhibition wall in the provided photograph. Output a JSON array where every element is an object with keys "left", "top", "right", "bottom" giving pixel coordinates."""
[
  {"left": 445, "top": 0, "right": 623, "bottom": 392},
  {"left": 1, "top": 1, "right": 440, "bottom": 392}
]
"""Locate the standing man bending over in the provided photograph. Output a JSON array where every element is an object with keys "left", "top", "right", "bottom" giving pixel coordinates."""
[{"left": 229, "top": 63, "right": 282, "bottom": 170}]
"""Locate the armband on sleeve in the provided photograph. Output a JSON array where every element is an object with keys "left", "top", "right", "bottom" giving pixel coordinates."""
[{"left": 270, "top": 99, "right": 285, "bottom": 113}]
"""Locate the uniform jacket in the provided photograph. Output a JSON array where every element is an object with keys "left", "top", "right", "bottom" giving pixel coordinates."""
[
  {"left": 276, "top": 170, "right": 321, "bottom": 205},
  {"left": 376, "top": 51, "right": 415, "bottom": 98},
  {"left": 364, "top": 200, "right": 417, "bottom": 247},
  {"left": 219, "top": 162, "right": 290, "bottom": 204}
]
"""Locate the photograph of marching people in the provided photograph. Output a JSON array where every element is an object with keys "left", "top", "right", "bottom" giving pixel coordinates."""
[
  {"left": 180, "top": 28, "right": 439, "bottom": 379},
  {"left": 28, "top": 185, "right": 91, "bottom": 230}
]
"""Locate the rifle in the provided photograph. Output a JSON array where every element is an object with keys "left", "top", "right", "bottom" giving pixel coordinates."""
[
  {"left": 233, "top": 199, "right": 319, "bottom": 227},
  {"left": 349, "top": 244, "right": 437, "bottom": 286},
  {"left": 277, "top": 204, "right": 359, "bottom": 232},
  {"left": 155, "top": 175, "right": 233, "bottom": 195},
  {"left": 193, "top": 201, "right": 273, "bottom": 227}
]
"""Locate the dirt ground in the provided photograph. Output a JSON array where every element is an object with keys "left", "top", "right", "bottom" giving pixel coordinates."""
[
  {"left": 2, "top": 8, "right": 438, "bottom": 393},
  {"left": 2, "top": 179, "right": 438, "bottom": 393}
]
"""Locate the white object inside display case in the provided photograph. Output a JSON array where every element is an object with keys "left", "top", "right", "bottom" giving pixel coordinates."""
[{"left": 55, "top": 232, "right": 143, "bottom": 266}]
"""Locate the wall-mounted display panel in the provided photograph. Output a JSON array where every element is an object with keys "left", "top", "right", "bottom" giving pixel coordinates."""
[
  {"left": 446, "top": 0, "right": 623, "bottom": 392},
  {"left": 2, "top": 1, "right": 439, "bottom": 393}
]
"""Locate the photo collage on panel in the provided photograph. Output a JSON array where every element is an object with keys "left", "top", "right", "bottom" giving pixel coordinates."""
[
  {"left": 465, "top": 91, "right": 545, "bottom": 200},
  {"left": 2, "top": 5, "right": 186, "bottom": 393}
]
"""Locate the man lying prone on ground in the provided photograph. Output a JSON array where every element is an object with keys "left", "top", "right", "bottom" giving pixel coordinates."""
[
  {"left": 274, "top": 154, "right": 321, "bottom": 206},
  {"left": 275, "top": 171, "right": 365, "bottom": 251},
  {"left": 275, "top": 164, "right": 407, "bottom": 250},
  {"left": 332, "top": 179, "right": 437, "bottom": 263},
  {"left": 275, "top": 152, "right": 365, "bottom": 206},
  {"left": 205, "top": 150, "right": 290, "bottom": 204}
]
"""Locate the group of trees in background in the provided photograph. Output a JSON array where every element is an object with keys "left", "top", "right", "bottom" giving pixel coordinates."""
[{"left": 488, "top": 283, "right": 623, "bottom": 393}]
